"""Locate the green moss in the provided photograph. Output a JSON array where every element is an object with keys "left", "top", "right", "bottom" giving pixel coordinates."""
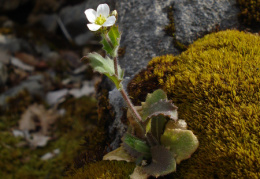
[
  {"left": 66, "top": 160, "right": 135, "bottom": 179},
  {"left": 0, "top": 94, "right": 100, "bottom": 179},
  {"left": 237, "top": 0, "right": 260, "bottom": 26},
  {"left": 164, "top": 6, "right": 187, "bottom": 51},
  {"left": 128, "top": 30, "right": 260, "bottom": 178}
]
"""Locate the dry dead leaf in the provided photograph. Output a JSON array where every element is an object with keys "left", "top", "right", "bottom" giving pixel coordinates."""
[{"left": 18, "top": 104, "right": 59, "bottom": 147}]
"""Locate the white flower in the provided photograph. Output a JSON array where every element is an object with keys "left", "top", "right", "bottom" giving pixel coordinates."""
[{"left": 85, "top": 4, "right": 116, "bottom": 31}]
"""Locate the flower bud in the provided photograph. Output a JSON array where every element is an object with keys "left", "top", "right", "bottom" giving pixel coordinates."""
[{"left": 111, "top": 10, "right": 118, "bottom": 18}]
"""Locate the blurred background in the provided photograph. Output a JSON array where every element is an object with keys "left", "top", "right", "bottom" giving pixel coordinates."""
[{"left": 0, "top": 0, "right": 112, "bottom": 178}]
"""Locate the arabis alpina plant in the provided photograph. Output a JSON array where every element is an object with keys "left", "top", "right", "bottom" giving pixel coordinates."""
[
  {"left": 83, "top": 3, "right": 199, "bottom": 178},
  {"left": 85, "top": 3, "right": 116, "bottom": 31}
]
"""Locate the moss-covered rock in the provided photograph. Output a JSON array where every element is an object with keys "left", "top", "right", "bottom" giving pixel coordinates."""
[
  {"left": 128, "top": 30, "right": 260, "bottom": 178},
  {"left": 66, "top": 160, "right": 135, "bottom": 179},
  {"left": 237, "top": 0, "right": 260, "bottom": 26}
]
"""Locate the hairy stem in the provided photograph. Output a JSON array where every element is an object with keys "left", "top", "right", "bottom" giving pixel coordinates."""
[
  {"left": 114, "top": 57, "right": 118, "bottom": 76},
  {"left": 119, "top": 88, "right": 145, "bottom": 134}
]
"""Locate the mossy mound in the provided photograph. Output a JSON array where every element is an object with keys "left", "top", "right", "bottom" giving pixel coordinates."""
[
  {"left": 237, "top": 0, "right": 260, "bottom": 26},
  {"left": 66, "top": 161, "right": 135, "bottom": 179},
  {"left": 128, "top": 30, "right": 260, "bottom": 178}
]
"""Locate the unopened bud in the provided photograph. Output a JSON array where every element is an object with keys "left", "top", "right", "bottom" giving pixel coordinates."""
[{"left": 111, "top": 10, "right": 118, "bottom": 18}]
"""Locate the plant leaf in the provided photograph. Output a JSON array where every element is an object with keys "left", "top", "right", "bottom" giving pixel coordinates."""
[
  {"left": 164, "top": 119, "right": 187, "bottom": 130},
  {"left": 150, "top": 114, "right": 168, "bottom": 141},
  {"left": 160, "top": 128, "right": 199, "bottom": 164},
  {"left": 108, "top": 26, "right": 120, "bottom": 47},
  {"left": 142, "top": 145, "right": 176, "bottom": 178},
  {"left": 123, "top": 133, "right": 151, "bottom": 159},
  {"left": 101, "top": 26, "right": 121, "bottom": 57},
  {"left": 101, "top": 34, "right": 113, "bottom": 56},
  {"left": 142, "top": 89, "right": 178, "bottom": 121},
  {"left": 87, "top": 53, "right": 123, "bottom": 89},
  {"left": 143, "top": 99, "right": 178, "bottom": 121},
  {"left": 130, "top": 166, "right": 149, "bottom": 179},
  {"left": 142, "top": 90, "right": 167, "bottom": 115},
  {"left": 103, "top": 146, "right": 135, "bottom": 162}
]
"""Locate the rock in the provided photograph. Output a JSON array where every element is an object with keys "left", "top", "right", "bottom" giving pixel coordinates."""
[
  {"left": 0, "top": 35, "right": 33, "bottom": 53},
  {"left": 40, "top": 14, "right": 58, "bottom": 33},
  {"left": 10, "top": 57, "right": 34, "bottom": 71},
  {"left": 0, "top": 0, "right": 29, "bottom": 11},
  {"left": 46, "top": 89, "right": 69, "bottom": 106},
  {"left": 41, "top": 149, "right": 60, "bottom": 160},
  {"left": 69, "top": 81, "right": 95, "bottom": 98},
  {"left": 0, "top": 62, "right": 8, "bottom": 86},
  {"left": 0, "top": 49, "right": 11, "bottom": 64},
  {"left": 0, "top": 75, "right": 44, "bottom": 107},
  {"left": 173, "top": 0, "right": 240, "bottom": 45},
  {"left": 115, "top": 0, "right": 179, "bottom": 78}
]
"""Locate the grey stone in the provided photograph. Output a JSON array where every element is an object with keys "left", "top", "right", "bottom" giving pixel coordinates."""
[
  {"left": 46, "top": 89, "right": 68, "bottom": 106},
  {"left": 173, "top": 0, "right": 240, "bottom": 45},
  {"left": 108, "top": 79, "right": 129, "bottom": 150},
  {"left": 10, "top": 57, "right": 34, "bottom": 71},
  {"left": 0, "top": 0, "right": 29, "bottom": 11},
  {"left": 41, "top": 14, "right": 58, "bottom": 33},
  {"left": 0, "top": 35, "right": 32, "bottom": 53},
  {"left": 0, "top": 75, "right": 44, "bottom": 107},
  {"left": 116, "top": 0, "right": 179, "bottom": 78},
  {"left": 0, "top": 62, "right": 8, "bottom": 86}
]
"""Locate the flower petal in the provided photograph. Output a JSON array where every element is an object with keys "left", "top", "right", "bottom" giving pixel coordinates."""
[
  {"left": 102, "top": 16, "right": 116, "bottom": 27},
  {"left": 97, "top": 4, "right": 109, "bottom": 17},
  {"left": 85, "top": 9, "right": 96, "bottom": 23},
  {"left": 87, "top": 24, "right": 101, "bottom": 31}
]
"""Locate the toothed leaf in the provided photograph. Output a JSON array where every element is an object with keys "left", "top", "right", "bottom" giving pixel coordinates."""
[
  {"left": 101, "top": 26, "right": 121, "bottom": 57},
  {"left": 101, "top": 34, "right": 113, "bottom": 56},
  {"left": 103, "top": 146, "right": 135, "bottom": 162},
  {"left": 142, "top": 146, "right": 176, "bottom": 178},
  {"left": 142, "top": 90, "right": 167, "bottom": 114},
  {"left": 87, "top": 53, "right": 123, "bottom": 89},
  {"left": 143, "top": 99, "right": 178, "bottom": 121},
  {"left": 108, "top": 26, "right": 120, "bottom": 47},
  {"left": 161, "top": 129, "right": 199, "bottom": 164},
  {"left": 123, "top": 133, "right": 151, "bottom": 159}
]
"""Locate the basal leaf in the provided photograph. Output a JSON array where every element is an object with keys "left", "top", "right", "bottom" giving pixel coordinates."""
[
  {"left": 130, "top": 166, "right": 149, "bottom": 179},
  {"left": 160, "top": 129, "right": 199, "bottom": 164},
  {"left": 143, "top": 99, "right": 178, "bottom": 121},
  {"left": 142, "top": 89, "right": 167, "bottom": 111},
  {"left": 150, "top": 114, "right": 168, "bottom": 141},
  {"left": 142, "top": 145, "right": 176, "bottom": 178},
  {"left": 123, "top": 133, "right": 151, "bottom": 159},
  {"left": 103, "top": 146, "right": 135, "bottom": 162},
  {"left": 87, "top": 53, "right": 123, "bottom": 89},
  {"left": 164, "top": 119, "right": 187, "bottom": 130}
]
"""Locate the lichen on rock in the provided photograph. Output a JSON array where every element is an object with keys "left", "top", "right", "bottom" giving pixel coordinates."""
[{"left": 128, "top": 30, "right": 260, "bottom": 178}]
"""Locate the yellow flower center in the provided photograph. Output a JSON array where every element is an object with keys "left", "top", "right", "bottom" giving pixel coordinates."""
[{"left": 95, "top": 15, "right": 106, "bottom": 25}]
